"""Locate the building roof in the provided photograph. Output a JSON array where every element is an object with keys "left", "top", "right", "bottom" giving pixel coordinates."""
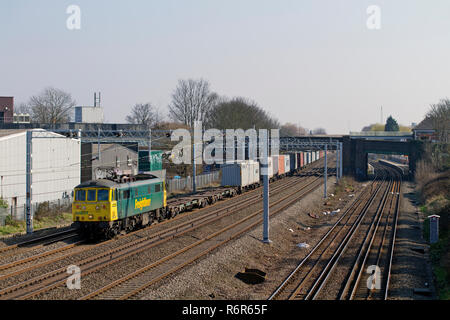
[
  {"left": 413, "top": 117, "right": 435, "bottom": 131},
  {"left": 0, "top": 129, "right": 28, "bottom": 138}
]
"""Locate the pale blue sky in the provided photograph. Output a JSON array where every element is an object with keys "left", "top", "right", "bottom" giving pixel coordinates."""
[{"left": 1, "top": 0, "right": 449, "bottom": 133}]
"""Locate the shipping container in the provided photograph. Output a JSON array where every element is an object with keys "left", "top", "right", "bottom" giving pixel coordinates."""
[
  {"left": 285, "top": 155, "right": 291, "bottom": 173},
  {"left": 299, "top": 152, "right": 304, "bottom": 168},
  {"left": 272, "top": 155, "right": 279, "bottom": 176},
  {"left": 296, "top": 152, "right": 301, "bottom": 169},
  {"left": 221, "top": 160, "right": 260, "bottom": 188},
  {"left": 289, "top": 153, "right": 297, "bottom": 171},
  {"left": 278, "top": 155, "right": 285, "bottom": 175}
]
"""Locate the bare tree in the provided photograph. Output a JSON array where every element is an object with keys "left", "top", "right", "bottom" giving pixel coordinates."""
[
  {"left": 14, "top": 102, "right": 31, "bottom": 114},
  {"left": 280, "top": 123, "right": 307, "bottom": 137},
  {"left": 28, "top": 87, "right": 76, "bottom": 123},
  {"left": 427, "top": 98, "right": 450, "bottom": 143},
  {"left": 312, "top": 128, "right": 327, "bottom": 135},
  {"left": 126, "top": 103, "right": 163, "bottom": 128},
  {"left": 206, "top": 97, "right": 280, "bottom": 130},
  {"left": 168, "top": 79, "right": 218, "bottom": 127}
]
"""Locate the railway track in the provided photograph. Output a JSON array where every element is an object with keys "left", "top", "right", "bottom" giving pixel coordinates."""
[
  {"left": 0, "top": 159, "right": 335, "bottom": 300},
  {"left": 0, "top": 158, "right": 331, "bottom": 281},
  {"left": 0, "top": 228, "right": 79, "bottom": 256},
  {"left": 0, "top": 172, "right": 311, "bottom": 282},
  {"left": 80, "top": 175, "right": 325, "bottom": 300},
  {"left": 269, "top": 162, "right": 402, "bottom": 300}
]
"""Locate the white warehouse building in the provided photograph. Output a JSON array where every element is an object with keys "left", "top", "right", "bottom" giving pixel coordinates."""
[{"left": 0, "top": 129, "right": 81, "bottom": 209}]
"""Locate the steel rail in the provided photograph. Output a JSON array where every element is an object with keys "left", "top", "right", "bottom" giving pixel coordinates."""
[
  {"left": 268, "top": 171, "right": 381, "bottom": 300},
  {"left": 91, "top": 177, "right": 325, "bottom": 300},
  {"left": 1, "top": 173, "right": 323, "bottom": 300}
]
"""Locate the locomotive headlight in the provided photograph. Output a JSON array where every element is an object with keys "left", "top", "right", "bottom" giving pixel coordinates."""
[
  {"left": 88, "top": 214, "right": 94, "bottom": 220},
  {"left": 96, "top": 205, "right": 100, "bottom": 210}
]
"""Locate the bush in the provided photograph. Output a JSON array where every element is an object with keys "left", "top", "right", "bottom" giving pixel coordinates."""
[
  {"left": 0, "top": 198, "right": 8, "bottom": 209},
  {"left": 34, "top": 201, "right": 71, "bottom": 221}
]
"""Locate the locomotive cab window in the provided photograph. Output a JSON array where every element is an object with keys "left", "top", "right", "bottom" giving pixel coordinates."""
[
  {"left": 155, "top": 184, "right": 161, "bottom": 193},
  {"left": 75, "top": 189, "right": 86, "bottom": 201},
  {"left": 87, "top": 190, "right": 96, "bottom": 201},
  {"left": 97, "top": 189, "right": 109, "bottom": 201}
]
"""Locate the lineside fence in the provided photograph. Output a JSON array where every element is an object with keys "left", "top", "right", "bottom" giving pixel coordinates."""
[
  {"left": 0, "top": 172, "right": 221, "bottom": 226},
  {"left": 0, "top": 197, "right": 72, "bottom": 226},
  {"left": 167, "top": 171, "right": 220, "bottom": 193}
]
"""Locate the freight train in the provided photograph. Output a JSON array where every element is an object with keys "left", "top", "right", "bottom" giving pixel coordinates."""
[{"left": 72, "top": 151, "right": 328, "bottom": 239}]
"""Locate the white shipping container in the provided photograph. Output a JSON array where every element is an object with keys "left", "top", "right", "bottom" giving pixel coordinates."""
[
  {"left": 272, "top": 155, "right": 279, "bottom": 176},
  {"left": 221, "top": 160, "right": 260, "bottom": 188},
  {"left": 285, "top": 155, "right": 290, "bottom": 173}
]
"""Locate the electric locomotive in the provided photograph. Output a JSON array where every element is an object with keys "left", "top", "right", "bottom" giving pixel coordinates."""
[{"left": 72, "top": 174, "right": 167, "bottom": 238}]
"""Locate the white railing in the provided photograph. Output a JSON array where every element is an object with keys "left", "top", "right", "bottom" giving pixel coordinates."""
[{"left": 350, "top": 131, "right": 412, "bottom": 136}]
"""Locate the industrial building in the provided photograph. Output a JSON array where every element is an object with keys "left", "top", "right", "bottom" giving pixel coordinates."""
[
  {"left": 0, "top": 129, "right": 81, "bottom": 209},
  {"left": 74, "top": 105, "right": 104, "bottom": 123},
  {"left": 90, "top": 144, "right": 139, "bottom": 180}
]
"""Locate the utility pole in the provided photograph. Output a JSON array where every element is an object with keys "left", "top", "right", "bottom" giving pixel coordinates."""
[
  {"left": 340, "top": 142, "right": 343, "bottom": 178},
  {"left": 25, "top": 130, "right": 33, "bottom": 234},
  {"left": 148, "top": 128, "right": 152, "bottom": 171},
  {"left": 262, "top": 131, "right": 270, "bottom": 243},
  {"left": 97, "top": 127, "right": 101, "bottom": 162},
  {"left": 192, "top": 121, "right": 202, "bottom": 193},
  {"left": 324, "top": 144, "right": 328, "bottom": 198},
  {"left": 336, "top": 142, "right": 339, "bottom": 182}
]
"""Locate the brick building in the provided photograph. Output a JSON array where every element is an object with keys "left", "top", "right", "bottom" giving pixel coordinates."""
[{"left": 0, "top": 97, "right": 14, "bottom": 124}]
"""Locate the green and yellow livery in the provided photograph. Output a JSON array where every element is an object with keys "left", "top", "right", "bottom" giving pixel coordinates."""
[{"left": 72, "top": 175, "right": 167, "bottom": 238}]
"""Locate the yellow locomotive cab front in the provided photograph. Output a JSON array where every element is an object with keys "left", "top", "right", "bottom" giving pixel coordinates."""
[{"left": 72, "top": 188, "right": 118, "bottom": 222}]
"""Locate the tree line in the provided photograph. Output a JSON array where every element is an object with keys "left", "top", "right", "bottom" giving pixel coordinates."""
[{"left": 15, "top": 80, "right": 325, "bottom": 135}]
